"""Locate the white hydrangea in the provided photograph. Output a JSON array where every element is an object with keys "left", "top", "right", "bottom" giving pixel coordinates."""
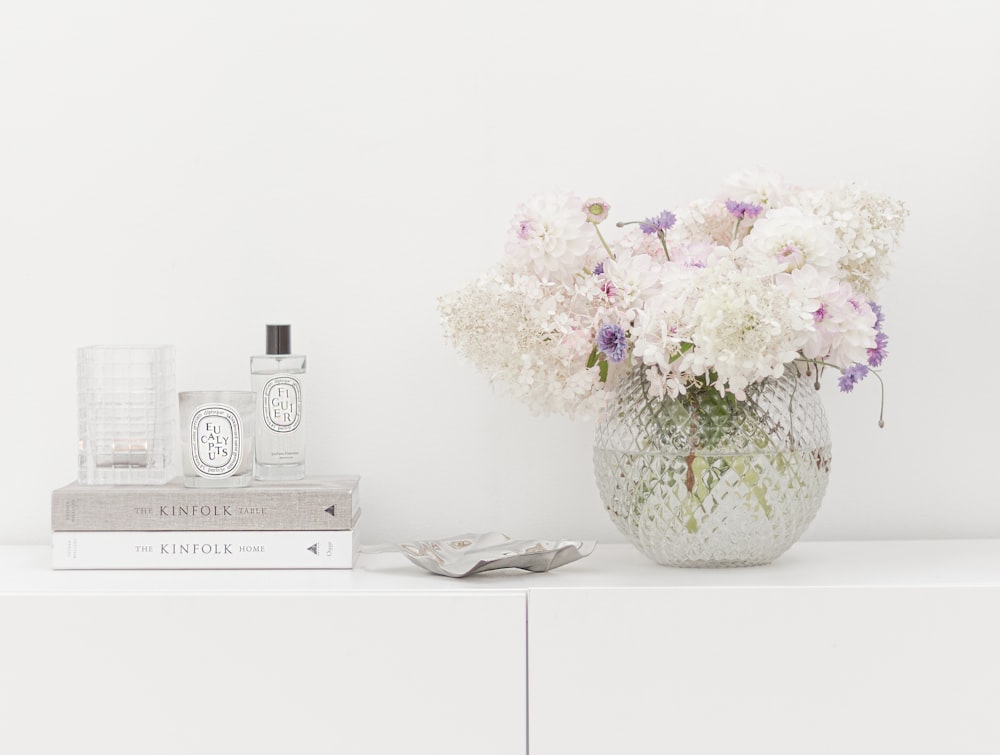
[
  {"left": 794, "top": 183, "right": 907, "bottom": 300},
  {"left": 438, "top": 266, "right": 624, "bottom": 418},
  {"left": 687, "top": 262, "right": 813, "bottom": 399}
]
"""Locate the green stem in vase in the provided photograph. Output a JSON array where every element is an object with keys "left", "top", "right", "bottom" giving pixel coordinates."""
[{"left": 593, "top": 225, "right": 614, "bottom": 258}]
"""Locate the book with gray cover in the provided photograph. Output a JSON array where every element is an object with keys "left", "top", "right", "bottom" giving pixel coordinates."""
[{"left": 52, "top": 475, "right": 359, "bottom": 531}]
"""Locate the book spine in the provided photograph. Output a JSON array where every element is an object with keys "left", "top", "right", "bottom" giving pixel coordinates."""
[
  {"left": 52, "top": 530, "right": 359, "bottom": 570},
  {"left": 51, "top": 491, "right": 355, "bottom": 531}
]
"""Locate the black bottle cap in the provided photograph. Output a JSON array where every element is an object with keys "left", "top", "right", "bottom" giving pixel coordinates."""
[{"left": 266, "top": 324, "right": 292, "bottom": 355}]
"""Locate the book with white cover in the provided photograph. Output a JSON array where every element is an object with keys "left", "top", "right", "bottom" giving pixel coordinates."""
[{"left": 52, "top": 511, "right": 361, "bottom": 570}]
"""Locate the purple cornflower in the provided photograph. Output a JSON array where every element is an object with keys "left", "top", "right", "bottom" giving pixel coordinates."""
[
  {"left": 592, "top": 260, "right": 605, "bottom": 276},
  {"left": 639, "top": 210, "right": 676, "bottom": 235},
  {"left": 838, "top": 364, "right": 870, "bottom": 393},
  {"left": 597, "top": 323, "right": 628, "bottom": 363},
  {"left": 869, "top": 301, "right": 885, "bottom": 331},
  {"left": 867, "top": 331, "right": 889, "bottom": 368},
  {"left": 725, "top": 199, "right": 764, "bottom": 221}
]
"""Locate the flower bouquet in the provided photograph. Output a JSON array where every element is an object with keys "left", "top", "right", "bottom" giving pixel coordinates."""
[{"left": 440, "top": 169, "right": 906, "bottom": 566}]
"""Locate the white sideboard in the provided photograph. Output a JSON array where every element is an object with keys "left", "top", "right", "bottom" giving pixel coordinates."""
[
  {"left": 0, "top": 547, "right": 527, "bottom": 755},
  {"left": 1, "top": 540, "right": 999, "bottom": 755},
  {"left": 527, "top": 540, "right": 1000, "bottom": 754}
]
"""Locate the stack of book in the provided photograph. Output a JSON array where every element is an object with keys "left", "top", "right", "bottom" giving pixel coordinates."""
[{"left": 51, "top": 476, "right": 360, "bottom": 570}]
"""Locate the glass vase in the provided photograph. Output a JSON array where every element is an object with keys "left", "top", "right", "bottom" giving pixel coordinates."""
[{"left": 593, "top": 367, "right": 831, "bottom": 567}]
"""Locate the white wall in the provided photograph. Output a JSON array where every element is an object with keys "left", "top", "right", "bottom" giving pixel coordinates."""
[{"left": 1, "top": 1, "right": 997, "bottom": 546}]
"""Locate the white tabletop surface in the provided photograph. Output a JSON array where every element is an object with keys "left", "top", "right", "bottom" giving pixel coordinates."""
[{"left": 1, "top": 539, "right": 999, "bottom": 594}]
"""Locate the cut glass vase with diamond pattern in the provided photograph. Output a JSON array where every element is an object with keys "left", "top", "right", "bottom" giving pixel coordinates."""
[{"left": 593, "top": 367, "right": 831, "bottom": 567}]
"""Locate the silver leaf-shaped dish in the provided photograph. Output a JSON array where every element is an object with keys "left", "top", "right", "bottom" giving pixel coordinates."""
[{"left": 396, "top": 532, "right": 596, "bottom": 578}]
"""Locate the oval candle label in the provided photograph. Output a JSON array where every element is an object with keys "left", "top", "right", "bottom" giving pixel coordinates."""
[
  {"left": 191, "top": 404, "right": 242, "bottom": 476},
  {"left": 262, "top": 377, "right": 301, "bottom": 432}
]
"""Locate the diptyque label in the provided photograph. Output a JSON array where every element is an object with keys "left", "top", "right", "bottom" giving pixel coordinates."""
[
  {"left": 262, "top": 376, "right": 301, "bottom": 432},
  {"left": 190, "top": 404, "right": 242, "bottom": 476}
]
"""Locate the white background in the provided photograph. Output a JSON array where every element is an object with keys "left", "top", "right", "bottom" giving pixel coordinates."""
[{"left": 1, "top": 0, "right": 997, "bottom": 547}]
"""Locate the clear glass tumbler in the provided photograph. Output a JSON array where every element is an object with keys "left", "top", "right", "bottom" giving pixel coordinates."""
[
  {"left": 179, "top": 391, "right": 255, "bottom": 488},
  {"left": 77, "top": 345, "right": 178, "bottom": 485}
]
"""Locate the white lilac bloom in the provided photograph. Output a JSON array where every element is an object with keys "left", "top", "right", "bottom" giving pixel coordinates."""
[
  {"left": 504, "top": 192, "right": 599, "bottom": 283},
  {"left": 740, "top": 207, "right": 845, "bottom": 275}
]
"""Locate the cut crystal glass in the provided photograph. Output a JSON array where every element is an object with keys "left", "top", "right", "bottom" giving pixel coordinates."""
[{"left": 593, "top": 368, "right": 831, "bottom": 567}]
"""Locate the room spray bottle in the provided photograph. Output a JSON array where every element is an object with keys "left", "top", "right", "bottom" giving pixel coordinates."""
[{"left": 251, "top": 324, "right": 306, "bottom": 480}]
